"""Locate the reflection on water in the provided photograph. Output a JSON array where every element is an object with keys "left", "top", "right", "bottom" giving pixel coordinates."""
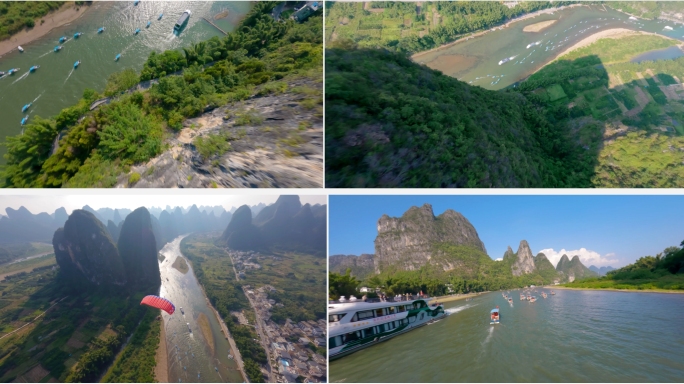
[
  {"left": 159, "top": 235, "right": 243, "bottom": 383},
  {"left": 631, "top": 45, "right": 684, "bottom": 63},
  {"left": 330, "top": 289, "right": 684, "bottom": 383}
]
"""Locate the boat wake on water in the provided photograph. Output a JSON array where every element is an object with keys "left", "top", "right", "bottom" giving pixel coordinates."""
[
  {"left": 64, "top": 68, "right": 75, "bottom": 85},
  {"left": 12, "top": 71, "right": 30, "bottom": 84},
  {"left": 483, "top": 326, "right": 495, "bottom": 345},
  {"left": 32, "top": 92, "right": 44, "bottom": 104},
  {"left": 444, "top": 303, "right": 476, "bottom": 316}
]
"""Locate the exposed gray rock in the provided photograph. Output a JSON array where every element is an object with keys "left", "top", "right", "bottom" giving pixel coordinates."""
[
  {"left": 373, "top": 204, "right": 487, "bottom": 273},
  {"left": 116, "top": 76, "right": 322, "bottom": 188},
  {"left": 329, "top": 254, "right": 375, "bottom": 279},
  {"left": 512, "top": 240, "right": 536, "bottom": 276}
]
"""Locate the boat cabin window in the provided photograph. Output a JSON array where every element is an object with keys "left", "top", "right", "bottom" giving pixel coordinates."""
[
  {"left": 342, "top": 331, "right": 361, "bottom": 343},
  {"left": 388, "top": 306, "right": 395, "bottom": 314},
  {"left": 329, "top": 335, "right": 342, "bottom": 348},
  {"left": 329, "top": 313, "right": 346, "bottom": 323},
  {"left": 397, "top": 305, "right": 405, "bottom": 313},
  {"left": 355, "top": 310, "right": 375, "bottom": 321},
  {"left": 375, "top": 308, "right": 384, "bottom": 317}
]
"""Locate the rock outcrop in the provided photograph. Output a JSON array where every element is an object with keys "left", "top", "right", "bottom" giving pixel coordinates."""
[
  {"left": 329, "top": 254, "right": 376, "bottom": 279},
  {"left": 511, "top": 240, "right": 536, "bottom": 276},
  {"left": 116, "top": 76, "right": 323, "bottom": 188},
  {"left": 53, "top": 210, "right": 127, "bottom": 286},
  {"left": 117, "top": 207, "right": 161, "bottom": 290},
  {"left": 373, "top": 204, "right": 487, "bottom": 273}
]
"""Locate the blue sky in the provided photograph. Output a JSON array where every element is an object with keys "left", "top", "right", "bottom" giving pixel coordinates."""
[{"left": 329, "top": 195, "right": 684, "bottom": 268}]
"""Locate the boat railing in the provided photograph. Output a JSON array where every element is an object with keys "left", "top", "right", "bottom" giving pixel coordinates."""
[{"left": 329, "top": 294, "right": 430, "bottom": 304}]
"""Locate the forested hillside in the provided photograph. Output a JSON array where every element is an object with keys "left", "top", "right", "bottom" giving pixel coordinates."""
[{"left": 325, "top": 48, "right": 590, "bottom": 187}]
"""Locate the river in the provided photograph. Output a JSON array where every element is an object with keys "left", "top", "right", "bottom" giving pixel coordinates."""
[
  {"left": 329, "top": 289, "right": 684, "bottom": 382},
  {"left": 0, "top": 1, "right": 251, "bottom": 164},
  {"left": 414, "top": 4, "right": 684, "bottom": 91},
  {"left": 158, "top": 235, "right": 243, "bottom": 383}
]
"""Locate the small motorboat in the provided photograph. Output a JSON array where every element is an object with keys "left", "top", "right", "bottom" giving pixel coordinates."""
[
  {"left": 22, "top": 103, "right": 32, "bottom": 113},
  {"left": 115, "top": 53, "right": 121, "bottom": 61},
  {"left": 17, "top": 46, "right": 24, "bottom": 52},
  {"left": 180, "top": 307, "right": 184, "bottom": 314},
  {"left": 187, "top": 322, "right": 191, "bottom": 332},
  {"left": 8, "top": 68, "right": 19, "bottom": 75},
  {"left": 134, "top": 0, "right": 139, "bottom": 5},
  {"left": 146, "top": 21, "right": 151, "bottom": 28},
  {"left": 508, "top": 298, "right": 513, "bottom": 303},
  {"left": 54, "top": 45, "right": 63, "bottom": 52},
  {"left": 59, "top": 36, "right": 67, "bottom": 43},
  {"left": 530, "top": 296, "right": 537, "bottom": 303},
  {"left": 98, "top": 27, "right": 105, "bottom": 33},
  {"left": 74, "top": 32, "right": 83, "bottom": 39},
  {"left": 21, "top": 116, "right": 28, "bottom": 126},
  {"left": 215, "top": 367, "right": 218, "bottom": 372},
  {"left": 134, "top": 28, "right": 141, "bottom": 35},
  {"left": 490, "top": 307, "right": 500, "bottom": 325},
  {"left": 551, "top": 291, "right": 556, "bottom": 295},
  {"left": 158, "top": 13, "right": 163, "bottom": 20},
  {"left": 74, "top": 60, "right": 81, "bottom": 68},
  {"left": 29, "top": 65, "right": 39, "bottom": 72},
  {"left": 0, "top": 71, "right": 5, "bottom": 77}
]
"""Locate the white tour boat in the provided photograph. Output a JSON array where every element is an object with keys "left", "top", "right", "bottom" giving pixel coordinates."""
[{"left": 329, "top": 295, "right": 445, "bottom": 360}]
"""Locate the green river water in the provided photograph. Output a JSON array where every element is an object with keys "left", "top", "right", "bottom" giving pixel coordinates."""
[
  {"left": 160, "top": 235, "right": 243, "bottom": 383},
  {"left": 330, "top": 289, "right": 684, "bottom": 382},
  {"left": 414, "top": 4, "right": 684, "bottom": 90},
  {"left": 0, "top": 1, "right": 251, "bottom": 163}
]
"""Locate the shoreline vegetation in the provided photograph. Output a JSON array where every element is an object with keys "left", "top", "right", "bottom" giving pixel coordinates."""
[
  {"left": 0, "top": 2, "right": 91, "bottom": 58},
  {"left": 555, "top": 285, "right": 684, "bottom": 294}
]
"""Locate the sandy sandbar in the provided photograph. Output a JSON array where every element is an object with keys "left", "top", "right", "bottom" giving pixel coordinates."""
[
  {"left": 0, "top": 2, "right": 90, "bottom": 58},
  {"left": 523, "top": 20, "right": 557, "bottom": 32}
]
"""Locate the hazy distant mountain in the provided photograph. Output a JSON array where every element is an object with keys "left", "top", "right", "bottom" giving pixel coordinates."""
[
  {"left": 117, "top": 207, "right": 161, "bottom": 290},
  {"left": 329, "top": 254, "right": 376, "bottom": 280},
  {"left": 556, "top": 255, "right": 598, "bottom": 282},
  {"left": 107, "top": 220, "right": 121, "bottom": 243},
  {"left": 53, "top": 210, "right": 127, "bottom": 287},
  {"left": 589, "top": 265, "right": 616, "bottom": 276},
  {"left": 219, "top": 196, "right": 326, "bottom": 255},
  {"left": 0, "top": 206, "right": 65, "bottom": 244}
]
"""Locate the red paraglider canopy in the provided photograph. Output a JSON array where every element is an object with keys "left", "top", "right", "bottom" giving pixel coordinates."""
[{"left": 140, "top": 295, "right": 175, "bottom": 315}]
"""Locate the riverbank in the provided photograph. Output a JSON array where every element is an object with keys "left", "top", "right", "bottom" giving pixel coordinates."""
[
  {"left": 154, "top": 318, "right": 168, "bottom": 383},
  {"left": 428, "top": 292, "right": 483, "bottom": 304},
  {"left": 187, "top": 251, "right": 248, "bottom": 383},
  {"left": 555, "top": 285, "right": 684, "bottom": 294},
  {"left": 0, "top": 2, "right": 90, "bottom": 58},
  {"left": 411, "top": 4, "right": 584, "bottom": 60}
]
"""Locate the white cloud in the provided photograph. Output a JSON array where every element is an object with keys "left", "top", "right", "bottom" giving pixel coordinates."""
[
  {"left": 538, "top": 248, "right": 619, "bottom": 268},
  {"left": 495, "top": 258, "right": 503, "bottom": 261}
]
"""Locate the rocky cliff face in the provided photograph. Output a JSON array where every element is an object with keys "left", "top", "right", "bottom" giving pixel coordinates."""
[
  {"left": 503, "top": 246, "right": 515, "bottom": 262},
  {"left": 53, "top": 210, "right": 127, "bottom": 286},
  {"left": 117, "top": 207, "right": 161, "bottom": 290},
  {"left": 373, "top": 204, "right": 487, "bottom": 273},
  {"left": 116, "top": 76, "right": 323, "bottom": 188},
  {"left": 511, "top": 240, "right": 536, "bottom": 276},
  {"left": 329, "top": 254, "right": 375, "bottom": 279}
]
